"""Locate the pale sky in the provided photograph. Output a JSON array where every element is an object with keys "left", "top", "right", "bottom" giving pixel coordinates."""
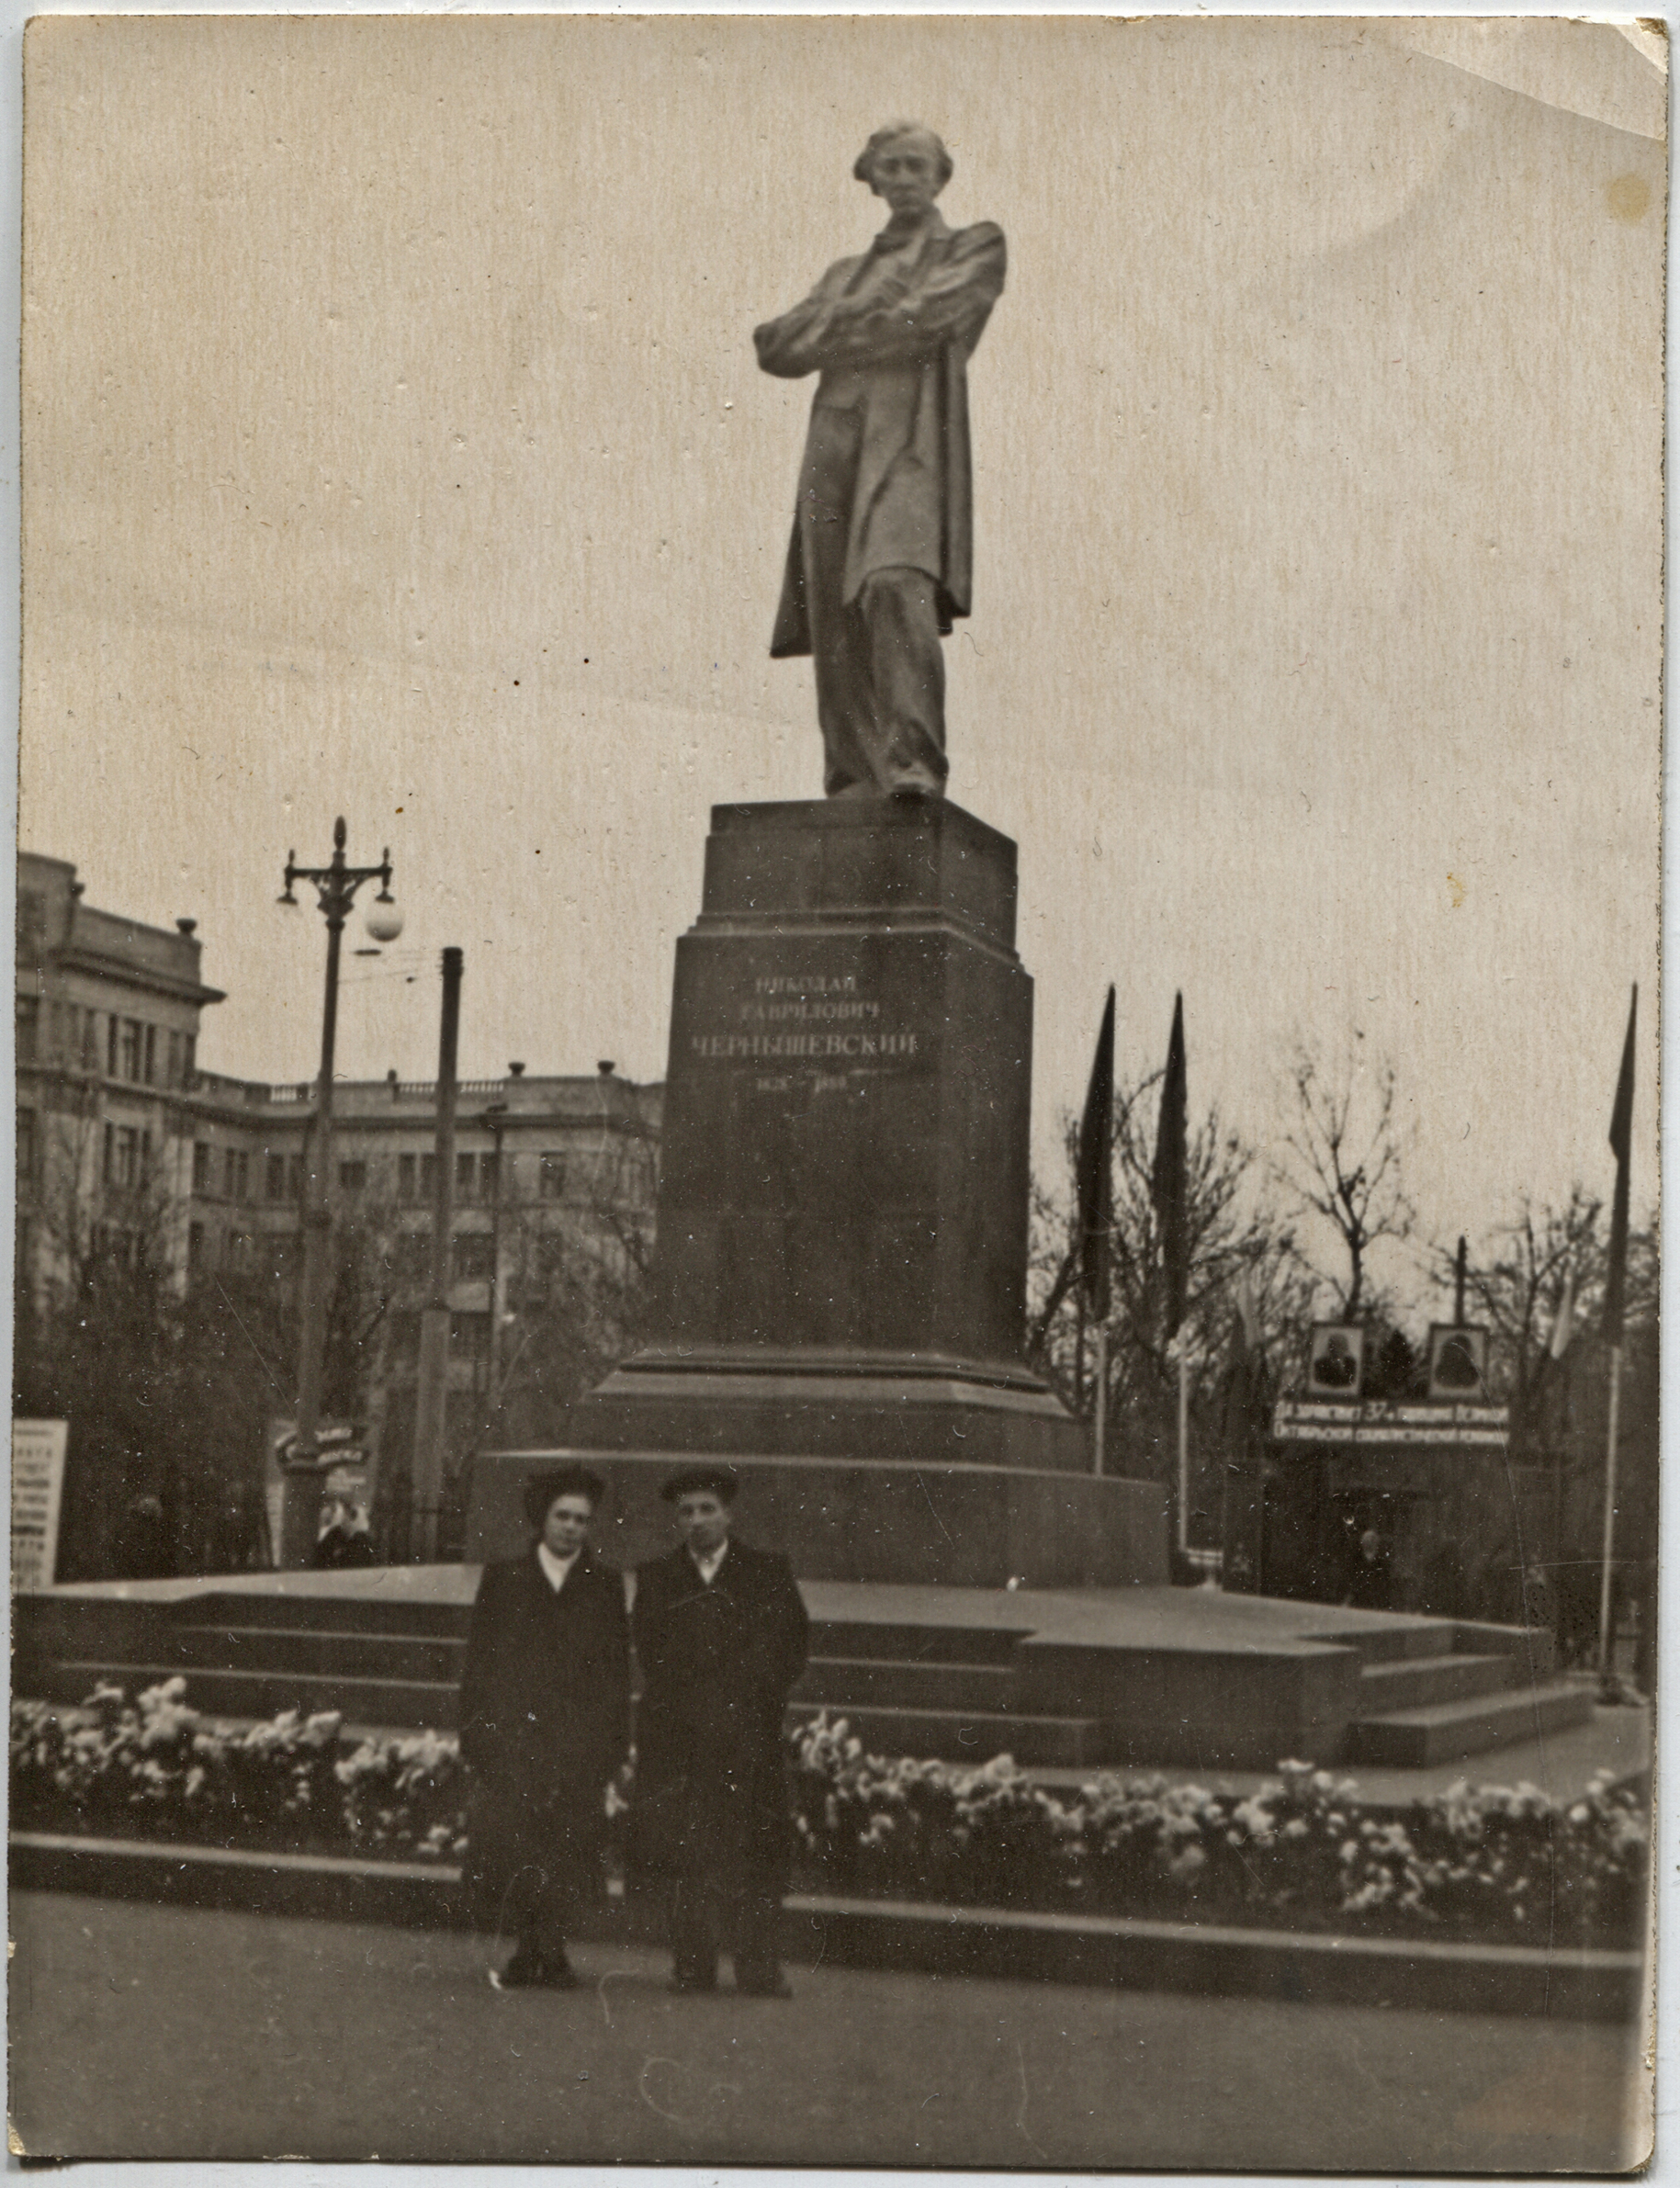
[{"left": 18, "top": 15, "right": 1664, "bottom": 1310}]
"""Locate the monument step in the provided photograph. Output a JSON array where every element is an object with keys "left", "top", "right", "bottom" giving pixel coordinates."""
[
  {"left": 43, "top": 1661, "right": 460, "bottom": 1732},
  {"left": 1345, "top": 1682, "right": 1593, "bottom": 1768},
  {"left": 1302, "top": 1618, "right": 1457, "bottom": 1666},
  {"left": 786, "top": 1701, "right": 1106, "bottom": 1770},
  {"left": 806, "top": 1619, "right": 1021, "bottom": 1667},
  {"left": 795, "top": 1656, "right": 1014, "bottom": 1713},
  {"left": 1355, "top": 1653, "right": 1515, "bottom": 1712},
  {"left": 163, "top": 1624, "right": 465, "bottom": 1685},
  {"left": 173, "top": 1589, "right": 469, "bottom": 1639}
]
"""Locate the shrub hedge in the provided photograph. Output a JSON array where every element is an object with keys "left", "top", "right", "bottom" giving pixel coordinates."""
[{"left": 9, "top": 1683, "right": 1647, "bottom": 1948}]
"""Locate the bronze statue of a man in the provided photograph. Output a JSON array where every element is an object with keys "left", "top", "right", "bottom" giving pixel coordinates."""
[{"left": 755, "top": 124, "right": 1006, "bottom": 799}]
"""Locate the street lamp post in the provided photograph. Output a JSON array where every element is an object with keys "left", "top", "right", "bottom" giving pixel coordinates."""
[{"left": 277, "top": 818, "right": 401, "bottom": 1568}]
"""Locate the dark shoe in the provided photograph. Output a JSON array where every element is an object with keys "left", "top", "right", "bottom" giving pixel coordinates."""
[
  {"left": 489, "top": 1957, "right": 542, "bottom": 1991},
  {"left": 735, "top": 1971, "right": 792, "bottom": 1999},
  {"left": 491, "top": 1948, "right": 576, "bottom": 1991}
]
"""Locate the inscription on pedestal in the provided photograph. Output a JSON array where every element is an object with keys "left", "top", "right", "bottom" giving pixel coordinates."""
[{"left": 691, "top": 968, "right": 922, "bottom": 1077}]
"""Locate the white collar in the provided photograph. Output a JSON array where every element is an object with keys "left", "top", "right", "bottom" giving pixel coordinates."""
[
  {"left": 690, "top": 1540, "right": 729, "bottom": 1584},
  {"left": 536, "top": 1541, "right": 581, "bottom": 1592}
]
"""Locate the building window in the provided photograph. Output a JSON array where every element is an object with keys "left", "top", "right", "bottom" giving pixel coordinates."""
[
  {"left": 394, "top": 1230, "right": 431, "bottom": 1284},
  {"left": 223, "top": 1148, "right": 239, "bottom": 1201},
  {"left": 107, "top": 1014, "right": 118, "bottom": 1077},
  {"left": 187, "top": 1221, "right": 206, "bottom": 1271},
  {"left": 456, "top": 1151, "right": 479, "bottom": 1204},
  {"left": 17, "top": 1107, "right": 35, "bottom": 1194},
  {"left": 193, "top": 1142, "right": 213, "bottom": 1195},
  {"left": 449, "top": 1311, "right": 490, "bottom": 1363},
  {"left": 288, "top": 1154, "right": 305, "bottom": 1202},
  {"left": 16, "top": 889, "right": 45, "bottom": 967},
  {"left": 183, "top": 1032, "right": 197, "bottom": 1084},
  {"left": 142, "top": 1024, "right": 157, "bottom": 1085},
  {"left": 265, "top": 1154, "right": 288, "bottom": 1201},
  {"left": 538, "top": 1151, "right": 568, "bottom": 1201},
  {"left": 452, "top": 1231, "right": 494, "bottom": 1280},
  {"left": 480, "top": 1150, "right": 501, "bottom": 1203},
  {"left": 118, "top": 1019, "right": 141, "bottom": 1083},
  {"left": 15, "top": 994, "right": 39, "bottom": 1065},
  {"left": 533, "top": 1231, "right": 569, "bottom": 1291},
  {"left": 338, "top": 1160, "right": 367, "bottom": 1197},
  {"left": 399, "top": 1152, "right": 438, "bottom": 1204},
  {"left": 105, "top": 1123, "right": 142, "bottom": 1190},
  {"left": 79, "top": 1009, "right": 97, "bottom": 1070}
]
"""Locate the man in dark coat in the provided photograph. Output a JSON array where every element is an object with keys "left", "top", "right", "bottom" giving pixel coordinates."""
[
  {"left": 754, "top": 122, "right": 1005, "bottom": 799},
  {"left": 632, "top": 1466, "right": 810, "bottom": 1997},
  {"left": 458, "top": 1464, "right": 630, "bottom": 1990}
]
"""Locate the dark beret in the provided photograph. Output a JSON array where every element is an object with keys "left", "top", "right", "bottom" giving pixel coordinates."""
[
  {"left": 660, "top": 1464, "right": 740, "bottom": 1505},
  {"left": 523, "top": 1464, "right": 606, "bottom": 1528}
]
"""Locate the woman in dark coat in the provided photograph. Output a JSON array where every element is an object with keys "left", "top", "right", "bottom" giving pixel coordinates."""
[
  {"left": 458, "top": 1464, "right": 630, "bottom": 1990},
  {"left": 632, "top": 1465, "right": 810, "bottom": 1996}
]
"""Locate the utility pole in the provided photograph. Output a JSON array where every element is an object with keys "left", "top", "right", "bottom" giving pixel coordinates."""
[{"left": 412, "top": 947, "right": 462, "bottom": 1562}]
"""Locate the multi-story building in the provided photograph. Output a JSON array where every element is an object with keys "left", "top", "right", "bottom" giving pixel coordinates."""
[
  {"left": 17, "top": 853, "right": 662, "bottom": 1533},
  {"left": 184, "top": 1060, "right": 661, "bottom": 1461},
  {"left": 16, "top": 852, "right": 225, "bottom": 1296}
]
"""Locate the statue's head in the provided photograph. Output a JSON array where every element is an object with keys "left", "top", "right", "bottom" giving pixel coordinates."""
[{"left": 854, "top": 123, "right": 952, "bottom": 217}]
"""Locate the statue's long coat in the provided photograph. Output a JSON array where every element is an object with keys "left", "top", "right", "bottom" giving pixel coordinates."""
[
  {"left": 629, "top": 1538, "right": 810, "bottom": 1898},
  {"left": 755, "top": 214, "right": 1006, "bottom": 658}
]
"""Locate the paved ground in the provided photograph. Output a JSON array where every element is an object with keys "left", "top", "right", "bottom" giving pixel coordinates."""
[{"left": 10, "top": 1892, "right": 1649, "bottom": 2170}]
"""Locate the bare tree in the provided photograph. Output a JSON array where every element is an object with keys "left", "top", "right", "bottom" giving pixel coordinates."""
[
  {"left": 1273, "top": 1042, "right": 1415, "bottom": 1321},
  {"left": 1443, "top": 1188, "right": 1601, "bottom": 1446},
  {"left": 1030, "top": 1071, "right": 1308, "bottom": 1527}
]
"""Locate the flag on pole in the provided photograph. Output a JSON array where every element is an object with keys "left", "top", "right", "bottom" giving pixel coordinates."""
[
  {"left": 1547, "top": 1260, "right": 1576, "bottom": 1361},
  {"left": 1152, "top": 992, "right": 1189, "bottom": 1340},
  {"left": 1075, "top": 987, "right": 1116, "bottom": 1320},
  {"left": 1221, "top": 1269, "right": 1267, "bottom": 1450},
  {"left": 1603, "top": 985, "right": 1637, "bottom": 1346}
]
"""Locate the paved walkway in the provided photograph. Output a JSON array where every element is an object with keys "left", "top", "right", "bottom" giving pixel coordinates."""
[{"left": 10, "top": 1891, "right": 1649, "bottom": 2170}]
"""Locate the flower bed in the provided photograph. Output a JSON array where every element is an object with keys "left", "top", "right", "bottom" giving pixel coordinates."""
[{"left": 10, "top": 1685, "right": 1647, "bottom": 1950}]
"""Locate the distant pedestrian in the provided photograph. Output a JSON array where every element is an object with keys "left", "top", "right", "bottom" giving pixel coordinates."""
[
  {"left": 632, "top": 1466, "right": 809, "bottom": 1997},
  {"left": 458, "top": 1465, "right": 630, "bottom": 1991},
  {"left": 1347, "top": 1524, "right": 1392, "bottom": 1611},
  {"left": 311, "top": 1496, "right": 376, "bottom": 1570},
  {"left": 113, "top": 1492, "right": 174, "bottom": 1580}
]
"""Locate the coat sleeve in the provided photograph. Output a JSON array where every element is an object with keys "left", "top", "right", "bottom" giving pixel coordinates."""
[
  {"left": 749, "top": 1554, "right": 809, "bottom": 1703},
  {"left": 751, "top": 254, "right": 867, "bottom": 378},
  {"left": 630, "top": 1559, "right": 677, "bottom": 1693},
  {"left": 598, "top": 1567, "right": 633, "bottom": 1775},
  {"left": 758, "top": 226, "right": 1006, "bottom": 378}
]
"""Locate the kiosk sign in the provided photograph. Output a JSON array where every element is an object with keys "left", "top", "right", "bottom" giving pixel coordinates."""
[{"left": 12, "top": 1419, "right": 68, "bottom": 1590}]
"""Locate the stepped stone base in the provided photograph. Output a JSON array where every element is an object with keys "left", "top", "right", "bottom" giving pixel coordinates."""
[
  {"left": 467, "top": 1448, "right": 1167, "bottom": 1589},
  {"left": 569, "top": 1349, "right": 1088, "bottom": 1472},
  {"left": 16, "top": 1571, "right": 1606, "bottom": 1779}
]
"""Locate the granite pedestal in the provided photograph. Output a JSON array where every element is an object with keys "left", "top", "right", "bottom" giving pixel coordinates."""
[
  {"left": 574, "top": 797, "right": 1085, "bottom": 1466},
  {"left": 561, "top": 796, "right": 1164, "bottom": 1588}
]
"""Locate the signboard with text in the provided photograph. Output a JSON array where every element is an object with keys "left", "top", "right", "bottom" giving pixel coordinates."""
[
  {"left": 12, "top": 1419, "right": 69, "bottom": 1590},
  {"left": 1272, "top": 1397, "right": 1509, "bottom": 1449}
]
